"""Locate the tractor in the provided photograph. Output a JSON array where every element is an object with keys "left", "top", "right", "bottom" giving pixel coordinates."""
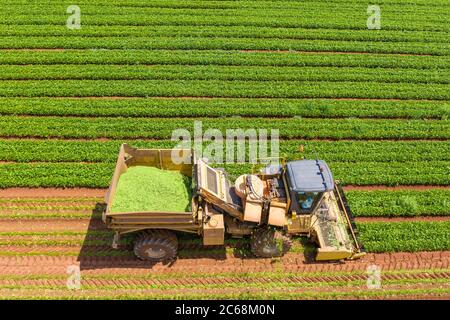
[{"left": 103, "top": 144, "right": 365, "bottom": 262}]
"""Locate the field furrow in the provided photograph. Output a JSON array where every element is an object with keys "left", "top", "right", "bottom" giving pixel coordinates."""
[{"left": 1, "top": 161, "right": 450, "bottom": 187}]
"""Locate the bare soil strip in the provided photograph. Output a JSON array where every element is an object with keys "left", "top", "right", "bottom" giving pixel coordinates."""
[
  {"left": 0, "top": 219, "right": 103, "bottom": 232},
  {"left": 0, "top": 188, "right": 106, "bottom": 198}
]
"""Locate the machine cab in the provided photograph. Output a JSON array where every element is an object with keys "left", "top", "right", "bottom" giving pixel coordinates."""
[{"left": 285, "top": 160, "right": 335, "bottom": 214}]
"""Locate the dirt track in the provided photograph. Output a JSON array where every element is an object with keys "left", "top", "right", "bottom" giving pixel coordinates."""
[
  {"left": 0, "top": 188, "right": 106, "bottom": 198},
  {"left": 0, "top": 251, "right": 449, "bottom": 275}
]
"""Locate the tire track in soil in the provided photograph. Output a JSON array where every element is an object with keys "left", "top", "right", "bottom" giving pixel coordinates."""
[
  {"left": 0, "top": 270, "right": 447, "bottom": 288},
  {"left": 0, "top": 252, "right": 449, "bottom": 277}
]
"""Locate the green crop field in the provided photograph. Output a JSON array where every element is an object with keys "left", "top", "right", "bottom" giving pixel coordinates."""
[{"left": 0, "top": 0, "right": 448, "bottom": 300}]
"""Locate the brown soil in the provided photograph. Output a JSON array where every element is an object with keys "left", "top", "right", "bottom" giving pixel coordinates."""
[
  {"left": 0, "top": 188, "right": 106, "bottom": 198},
  {"left": 0, "top": 219, "right": 104, "bottom": 232},
  {"left": 0, "top": 251, "right": 448, "bottom": 276}
]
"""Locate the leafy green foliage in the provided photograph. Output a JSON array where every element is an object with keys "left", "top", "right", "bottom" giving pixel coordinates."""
[
  {"left": 0, "top": 80, "right": 448, "bottom": 100},
  {"left": 0, "top": 50, "right": 445, "bottom": 69},
  {"left": 1, "top": 117, "right": 448, "bottom": 139},
  {"left": 1, "top": 3, "right": 448, "bottom": 34},
  {"left": 0, "top": 36, "right": 448, "bottom": 55},
  {"left": 0, "top": 161, "right": 448, "bottom": 188},
  {"left": 0, "top": 65, "right": 447, "bottom": 84},
  {"left": 1, "top": 25, "right": 449, "bottom": 44},
  {"left": 357, "top": 222, "right": 450, "bottom": 252},
  {"left": 1, "top": 139, "right": 448, "bottom": 163},
  {"left": 1, "top": 98, "right": 447, "bottom": 119},
  {"left": 347, "top": 190, "right": 450, "bottom": 216},
  {"left": 0, "top": 163, "right": 113, "bottom": 188}
]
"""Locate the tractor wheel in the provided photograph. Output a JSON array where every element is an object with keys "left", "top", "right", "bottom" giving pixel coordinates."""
[
  {"left": 250, "top": 228, "right": 292, "bottom": 258},
  {"left": 133, "top": 229, "right": 178, "bottom": 262}
]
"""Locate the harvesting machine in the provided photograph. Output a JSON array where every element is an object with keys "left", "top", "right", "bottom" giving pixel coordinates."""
[{"left": 103, "top": 144, "right": 365, "bottom": 262}]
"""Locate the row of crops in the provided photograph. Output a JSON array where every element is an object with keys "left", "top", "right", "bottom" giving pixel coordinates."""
[
  {"left": 1, "top": 117, "right": 449, "bottom": 139},
  {"left": 1, "top": 80, "right": 448, "bottom": 99},
  {"left": 2, "top": 139, "right": 449, "bottom": 162},
  {"left": 1, "top": 6, "right": 448, "bottom": 34},
  {"left": 0, "top": 98, "right": 447, "bottom": 118},
  {"left": 0, "top": 37, "right": 448, "bottom": 55},
  {"left": 0, "top": 50, "right": 446, "bottom": 68},
  {"left": 1, "top": 161, "right": 446, "bottom": 187},
  {"left": 0, "top": 139, "right": 449, "bottom": 187},
  {"left": 2, "top": 25, "right": 449, "bottom": 43},
  {"left": 1, "top": 65, "right": 448, "bottom": 84}
]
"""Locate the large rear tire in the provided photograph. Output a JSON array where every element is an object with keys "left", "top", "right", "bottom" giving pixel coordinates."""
[
  {"left": 134, "top": 229, "right": 178, "bottom": 262},
  {"left": 250, "top": 228, "right": 292, "bottom": 258}
]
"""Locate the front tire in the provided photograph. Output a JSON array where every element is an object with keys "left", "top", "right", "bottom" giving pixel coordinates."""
[
  {"left": 250, "top": 228, "right": 292, "bottom": 258},
  {"left": 133, "top": 229, "right": 178, "bottom": 262}
]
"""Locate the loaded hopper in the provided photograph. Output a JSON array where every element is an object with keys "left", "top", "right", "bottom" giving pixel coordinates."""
[{"left": 104, "top": 144, "right": 365, "bottom": 262}]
